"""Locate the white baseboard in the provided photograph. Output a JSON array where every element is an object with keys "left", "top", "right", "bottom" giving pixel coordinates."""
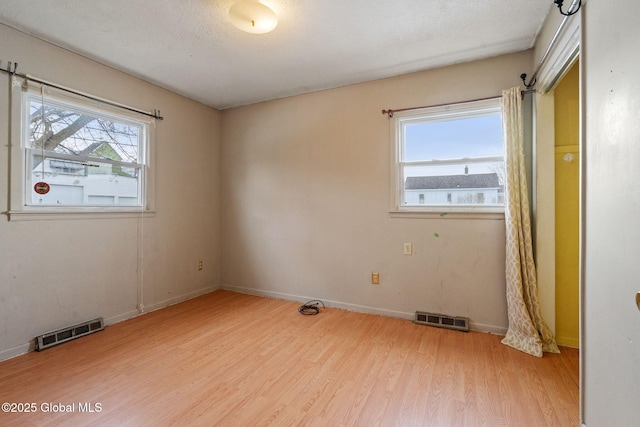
[
  {"left": 104, "top": 309, "right": 140, "bottom": 326},
  {"left": 0, "top": 342, "right": 33, "bottom": 362},
  {"left": 0, "top": 284, "right": 221, "bottom": 363},
  {"left": 220, "top": 284, "right": 507, "bottom": 335},
  {"left": 139, "top": 284, "right": 221, "bottom": 315},
  {"left": 105, "top": 284, "right": 222, "bottom": 325},
  {"left": 469, "top": 322, "right": 507, "bottom": 335},
  {"left": 221, "top": 284, "right": 412, "bottom": 318}
]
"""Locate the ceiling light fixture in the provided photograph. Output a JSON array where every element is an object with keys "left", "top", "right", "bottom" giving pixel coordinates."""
[{"left": 229, "top": 1, "right": 278, "bottom": 35}]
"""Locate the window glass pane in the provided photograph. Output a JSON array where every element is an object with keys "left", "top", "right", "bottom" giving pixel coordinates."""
[
  {"left": 32, "top": 183, "right": 84, "bottom": 205},
  {"left": 28, "top": 97, "right": 141, "bottom": 164},
  {"left": 404, "top": 114, "right": 503, "bottom": 161},
  {"left": 403, "top": 160, "right": 505, "bottom": 181},
  {"left": 30, "top": 154, "right": 141, "bottom": 206}
]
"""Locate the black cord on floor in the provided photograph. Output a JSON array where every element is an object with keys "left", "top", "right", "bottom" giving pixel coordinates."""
[{"left": 298, "top": 300, "right": 325, "bottom": 315}]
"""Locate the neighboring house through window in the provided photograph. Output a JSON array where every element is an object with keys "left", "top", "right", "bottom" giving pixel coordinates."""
[{"left": 405, "top": 171, "right": 501, "bottom": 205}]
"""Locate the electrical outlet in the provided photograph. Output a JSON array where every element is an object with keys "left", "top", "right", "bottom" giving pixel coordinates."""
[
  {"left": 198, "top": 261, "right": 203, "bottom": 271},
  {"left": 403, "top": 243, "right": 412, "bottom": 255},
  {"left": 371, "top": 272, "right": 380, "bottom": 285}
]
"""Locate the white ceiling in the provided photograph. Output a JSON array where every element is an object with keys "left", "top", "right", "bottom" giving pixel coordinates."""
[{"left": 0, "top": 0, "right": 552, "bottom": 110}]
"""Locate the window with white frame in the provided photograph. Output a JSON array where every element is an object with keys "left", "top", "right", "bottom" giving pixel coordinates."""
[
  {"left": 390, "top": 98, "right": 504, "bottom": 214},
  {"left": 15, "top": 86, "right": 153, "bottom": 212}
]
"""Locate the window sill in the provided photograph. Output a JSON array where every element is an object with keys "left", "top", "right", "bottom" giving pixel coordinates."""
[
  {"left": 6, "top": 209, "right": 156, "bottom": 222},
  {"left": 389, "top": 207, "right": 505, "bottom": 220}
]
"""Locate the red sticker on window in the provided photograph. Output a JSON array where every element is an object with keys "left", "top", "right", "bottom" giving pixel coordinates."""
[{"left": 34, "top": 182, "right": 50, "bottom": 195}]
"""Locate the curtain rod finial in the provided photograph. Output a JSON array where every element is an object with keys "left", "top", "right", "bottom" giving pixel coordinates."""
[
  {"left": 520, "top": 73, "right": 536, "bottom": 90},
  {"left": 555, "top": 0, "right": 582, "bottom": 16}
]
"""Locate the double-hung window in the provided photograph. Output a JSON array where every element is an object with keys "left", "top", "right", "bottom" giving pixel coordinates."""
[
  {"left": 10, "top": 83, "right": 154, "bottom": 217},
  {"left": 390, "top": 98, "right": 504, "bottom": 215}
]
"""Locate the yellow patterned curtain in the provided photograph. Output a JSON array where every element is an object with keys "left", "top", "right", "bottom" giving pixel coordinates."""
[{"left": 501, "top": 87, "right": 559, "bottom": 357}]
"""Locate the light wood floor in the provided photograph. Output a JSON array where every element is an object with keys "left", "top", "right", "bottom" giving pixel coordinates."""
[{"left": 0, "top": 290, "right": 579, "bottom": 426}]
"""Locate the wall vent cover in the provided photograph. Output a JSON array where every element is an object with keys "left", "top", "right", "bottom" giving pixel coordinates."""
[
  {"left": 35, "top": 318, "right": 104, "bottom": 351},
  {"left": 414, "top": 311, "right": 469, "bottom": 332}
]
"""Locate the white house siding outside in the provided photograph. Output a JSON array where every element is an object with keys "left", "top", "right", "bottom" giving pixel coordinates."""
[
  {"left": 31, "top": 159, "right": 138, "bottom": 206},
  {"left": 404, "top": 187, "right": 500, "bottom": 205}
]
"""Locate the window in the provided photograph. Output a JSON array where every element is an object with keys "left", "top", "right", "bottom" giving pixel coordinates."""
[
  {"left": 10, "top": 83, "right": 154, "bottom": 216},
  {"left": 390, "top": 98, "right": 504, "bottom": 215}
]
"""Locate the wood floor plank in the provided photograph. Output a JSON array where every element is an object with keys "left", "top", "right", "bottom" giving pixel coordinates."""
[{"left": 0, "top": 290, "right": 579, "bottom": 426}]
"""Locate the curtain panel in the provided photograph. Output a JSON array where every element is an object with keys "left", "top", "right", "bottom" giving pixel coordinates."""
[{"left": 501, "top": 87, "right": 559, "bottom": 357}]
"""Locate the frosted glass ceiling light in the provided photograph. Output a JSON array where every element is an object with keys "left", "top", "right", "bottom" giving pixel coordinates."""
[{"left": 229, "top": 1, "right": 278, "bottom": 34}]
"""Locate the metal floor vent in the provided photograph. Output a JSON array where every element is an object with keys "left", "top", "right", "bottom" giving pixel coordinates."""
[
  {"left": 35, "top": 318, "right": 104, "bottom": 351},
  {"left": 414, "top": 311, "right": 469, "bottom": 332}
]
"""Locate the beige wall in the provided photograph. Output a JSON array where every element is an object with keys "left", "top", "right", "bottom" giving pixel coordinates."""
[
  {"left": 0, "top": 24, "right": 222, "bottom": 360},
  {"left": 220, "top": 51, "right": 533, "bottom": 332}
]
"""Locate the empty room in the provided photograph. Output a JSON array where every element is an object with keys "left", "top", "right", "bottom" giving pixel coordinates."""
[{"left": 0, "top": 1, "right": 638, "bottom": 425}]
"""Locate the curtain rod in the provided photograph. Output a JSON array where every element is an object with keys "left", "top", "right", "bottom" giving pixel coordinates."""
[
  {"left": 520, "top": 0, "right": 581, "bottom": 89},
  {"left": 0, "top": 62, "right": 163, "bottom": 120},
  {"left": 381, "top": 89, "right": 535, "bottom": 118}
]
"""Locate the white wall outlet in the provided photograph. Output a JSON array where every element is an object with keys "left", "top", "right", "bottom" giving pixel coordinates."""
[{"left": 403, "top": 243, "right": 412, "bottom": 255}]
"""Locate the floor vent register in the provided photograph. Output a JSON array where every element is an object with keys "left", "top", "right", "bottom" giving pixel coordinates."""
[
  {"left": 35, "top": 318, "right": 105, "bottom": 351},
  {"left": 414, "top": 311, "right": 469, "bottom": 332}
]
